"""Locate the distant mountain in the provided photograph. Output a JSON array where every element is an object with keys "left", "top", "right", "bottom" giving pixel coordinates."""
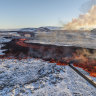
[
  {"left": 19, "top": 27, "right": 50, "bottom": 32},
  {"left": 45, "top": 26, "right": 63, "bottom": 30},
  {"left": 19, "top": 26, "right": 62, "bottom": 32},
  {"left": 35, "top": 27, "right": 50, "bottom": 32},
  {"left": 0, "top": 26, "right": 63, "bottom": 32},
  {"left": 19, "top": 28, "right": 37, "bottom": 32}
]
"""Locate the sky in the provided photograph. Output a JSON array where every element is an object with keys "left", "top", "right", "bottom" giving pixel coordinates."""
[{"left": 0, "top": 0, "right": 88, "bottom": 29}]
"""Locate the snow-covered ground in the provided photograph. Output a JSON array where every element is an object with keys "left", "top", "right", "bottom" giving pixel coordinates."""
[
  {"left": 0, "top": 59, "right": 96, "bottom": 96},
  {"left": 0, "top": 36, "right": 11, "bottom": 44},
  {"left": 74, "top": 67, "right": 96, "bottom": 83}
]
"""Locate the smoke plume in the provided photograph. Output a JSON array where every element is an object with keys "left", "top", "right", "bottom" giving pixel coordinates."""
[{"left": 64, "top": 1, "right": 96, "bottom": 30}]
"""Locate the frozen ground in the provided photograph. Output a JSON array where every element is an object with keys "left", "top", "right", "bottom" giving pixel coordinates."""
[
  {"left": 0, "top": 59, "right": 96, "bottom": 96},
  {"left": 0, "top": 34, "right": 96, "bottom": 96}
]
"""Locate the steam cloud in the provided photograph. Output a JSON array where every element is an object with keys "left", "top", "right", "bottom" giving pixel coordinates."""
[{"left": 64, "top": 0, "right": 96, "bottom": 30}]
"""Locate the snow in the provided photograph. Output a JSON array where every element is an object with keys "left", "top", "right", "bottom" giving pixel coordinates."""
[
  {"left": 0, "top": 37, "right": 11, "bottom": 55},
  {"left": 74, "top": 67, "right": 96, "bottom": 83},
  {"left": 0, "top": 36, "right": 11, "bottom": 43},
  {"left": 0, "top": 59, "right": 96, "bottom": 96}
]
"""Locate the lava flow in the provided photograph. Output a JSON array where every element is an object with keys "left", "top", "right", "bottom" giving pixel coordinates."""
[{"left": 0, "top": 38, "right": 96, "bottom": 77}]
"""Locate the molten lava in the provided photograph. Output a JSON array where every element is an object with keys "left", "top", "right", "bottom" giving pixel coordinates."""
[{"left": 0, "top": 38, "right": 96, "bottom": 77}]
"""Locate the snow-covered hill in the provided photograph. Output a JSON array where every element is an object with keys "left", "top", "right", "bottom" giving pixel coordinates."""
[{"left": 19, "top": 26, "right": 62, "bottom": 32}]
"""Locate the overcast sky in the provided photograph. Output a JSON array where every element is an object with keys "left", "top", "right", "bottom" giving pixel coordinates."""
[{"left": 0, "top": 0, "right": 89, "bottom": 29}]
